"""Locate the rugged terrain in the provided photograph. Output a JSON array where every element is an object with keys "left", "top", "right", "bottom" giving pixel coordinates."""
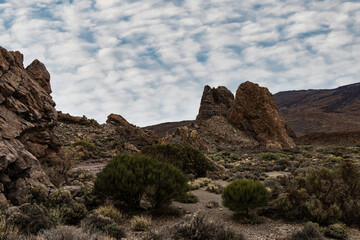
[{"left": 274, "top": 83, "right": 360, "bottom": 145}]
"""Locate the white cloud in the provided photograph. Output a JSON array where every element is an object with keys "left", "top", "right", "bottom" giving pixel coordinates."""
[{"left": 1, "top": 0, "right": 359, "bottom": 126}]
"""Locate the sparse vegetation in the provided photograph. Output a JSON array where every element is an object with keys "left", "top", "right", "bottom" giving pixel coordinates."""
[
  {"left": 141, "top": 144, "right": 212, "bottom": 177},
  {"left": 222, "top": 179, "right": 268, "bottom": 215},
  {"left": 94, "top": 154, "right": 188, "bottom": 208},
  {"left": 130, "top": 215, "right": 152, "bottom": 231}
]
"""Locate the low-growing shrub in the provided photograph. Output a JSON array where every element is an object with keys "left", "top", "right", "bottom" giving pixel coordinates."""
[
  {"left": 325, "top": 223, "right": 347, "bottom": 239},
  {"left": 175, "top": 192, "right": 199, "bottom": 203},
  {"left": 95, "top": 205, "right": 122, "bottom": 223},
  {"left": 94, "top": 154, "right": 188, "bottom": 208},
  {"left": 276, "top": 161, "right": 360, "bottom": 227},
  {"left": 59, "top": 202, "right": 87, "bottom": 225},
  {"left": 222, "top": 179, "right": 267, "bottom": 215},
  {"left": 169, "top": 211, "right": 244, "bottom": 240},
  {"left": 286, "top": 223, "right": 324, "bottom": 240},
  {"left": 39, "top": 225, "right": 107, "bottom": 240},
  {"left": 48, "top": 188, "right": 72, "bottom": 207},
  {"left": 141, "top": 144, "right": 212, "bottom": 177},
  {"left": 81, "top": 213, "right": 126, "bottom": 239},
  {"left": 130, "top": 215, "right": 152, "bottom": 231},
  {"left": 258, "top": 152, "right": 286, "bottom": 161}
]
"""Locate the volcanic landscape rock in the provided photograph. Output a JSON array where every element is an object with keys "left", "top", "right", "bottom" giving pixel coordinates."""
[
  {"left": 227, "top": 81, "right": 295, "bottom": 148},
  {"left": 196, "top": 85, "right": 234, "bottom": 121},
  {"left": 0, "top": 46, "right": 60, "bottom": 204}
]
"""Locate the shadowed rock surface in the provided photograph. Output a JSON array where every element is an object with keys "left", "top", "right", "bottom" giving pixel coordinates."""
[
  {"left": 196, "top": 85, "right": 234, "bottom": 121},
  {"left": 0, "top": 46, "right": 60, "bottom": 204}
]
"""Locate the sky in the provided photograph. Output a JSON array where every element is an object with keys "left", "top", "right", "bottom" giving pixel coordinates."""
[{"left": 1, "top": 0, "right": 359, "bottom": 126}]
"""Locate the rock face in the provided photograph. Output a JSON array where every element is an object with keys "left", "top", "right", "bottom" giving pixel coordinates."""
[
  {"left": 0, "top": 46, "right": 60, "bottom": 204},
  {"left": 164, "top": 81, "right": 295, "bottom": 149},
  {"left": 196, "top": 86, "right": 234, "bottom": 121},
  {"left": 228, "top": 81, "right": 295, "bottom": 148},
  {"left": 106, "top": 113, "right": 157, "bottom": 149}
]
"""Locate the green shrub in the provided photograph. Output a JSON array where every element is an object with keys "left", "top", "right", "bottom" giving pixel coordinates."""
[
  {"left": 94, "top": 154, "right": 188, "bottom": 208},
  {"left": 48, "top": 189, "right": 72, "bottom": 207},
  {"left": 277, "top": 161, "right": 360, "bottom": 226},
  {"left": 95, "top": 205, "right": 122, "bottom": 223},
  {"left": 169, "top": 211, "right": 244, "bottom": 240},
  {"left": 60, "top": 202, "right": 87, "bottom": 225},
  {"left": 286, "top": 223, "right": 324, "bottom": 240},
  {"left": 222, "top": 179, "right": 267, "bottom": 214},
  {"left": 130, "top": 215, "right": 152, "bottom": 231},
  {"left": 325, "top": 223, "right": 347, "bottom": 239},
  {"left": 175, "top": 192, "right": 199, "bottom": 203},
  {"left": 258, "top": 152, "right": 286, "bottom": 161},
  {"left": 141, "top": 144, "right": 212, "bottom": 177}
]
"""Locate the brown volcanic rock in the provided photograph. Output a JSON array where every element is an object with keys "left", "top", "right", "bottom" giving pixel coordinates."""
[
  {"left": 196, "top": 85, "right": 234, "bottom": 121},
  {"left": 274, "top": 83, "right": 360, "bottom": 141},
  {"left": 161, "top": 116, "right": 259, "bottom": 152},
  {"left": 106, "top": 113, "right": 158, "bottom": 149},
  {"left": 0, "top": 46, "right": 60, "bottom": 204},
  {"left": 227, "top": 81, "right": 295, "bottom": 148}
]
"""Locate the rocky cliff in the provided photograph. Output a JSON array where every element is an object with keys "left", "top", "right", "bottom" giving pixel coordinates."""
[
  {"left": 0, "top": 47, "right": 61, "bottom": 204},
  {"left": 228, "top": 81, "right": 295, "bottom": 148},
  {"left": 196, "top": 86, "right": 234, "bottom": 121},
  {"left": 163, "top": 81, "right": 295, "bottom": 150}
]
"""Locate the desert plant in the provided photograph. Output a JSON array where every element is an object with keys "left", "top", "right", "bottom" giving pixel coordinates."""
[
  {"left": 95, "top": 205, "right": 122, "bottom": 223},
  {"left": 39, "top": 225, "right": 108, "bottom": 240},
  {"left": 81, "top": 213, "right": 126, "bottom": 239},
  {"left": 175, "top": 192, "right": 199, "bottom": 203},
  {"left": 169, "top": 211, "right": 244, "bottom": 240},
  {"left": 94, "top": 154, "right": 188, "bottom": 208},
  {"left": 325, "top": 223, "right": 347, "bottom": 239},
  {"left": 141, "top": 144, "right": 212, "bottom": 177},
  {"left": 48, "top": 188, "right": 72, "bottom": 207},
  {"left": 145, "top": 160, "right": 189, "bottom": 208},
  {"left": 130, "top": 215, "right": 152, "bottom": 231},
  {"left": 222, "top": 179, "right": 267, "bottom": 215},
  {"left": 59, "top": 202, "right": 87, "bottom": 225},
  {"left": 286, "top": 222, "right": 324, "bottom": 240}
]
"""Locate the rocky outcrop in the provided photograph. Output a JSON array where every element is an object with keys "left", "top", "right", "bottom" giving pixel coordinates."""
[
  {"left": 196, "top": 86, "right": 234, "bottom": 121},
  {"left": 0, "top": 46, "right": 60, "bottom": 204},
  {"left": 161, "top": 116, "right": 259, "bottom": 152},
  {"left": 164, "top": 81, "right": 295, "bottom": 150},
  {"left": 57, "top": 111, "right": 99, "bottom": 126},
  {"left": 106, "top": 113, "right": 157, "bottom": 149},
  {"left": 227, "top": 81, "right": 295, "bottom": 148}
]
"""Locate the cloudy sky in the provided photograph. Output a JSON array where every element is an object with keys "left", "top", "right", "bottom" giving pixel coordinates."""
[{"left": 1, "top": 0, "right": 359, "bottom": 126}]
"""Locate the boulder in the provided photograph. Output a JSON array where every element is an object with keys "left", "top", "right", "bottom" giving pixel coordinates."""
[
  {"left": 227, "top": 81, "right": 295, "bottom": 148},
  {"left": 106, "top": 113, "right": 158, "bottom": 149}
]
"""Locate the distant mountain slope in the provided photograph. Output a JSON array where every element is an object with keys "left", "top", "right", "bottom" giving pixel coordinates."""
[
  {"left": 274, "top": 82, "right": 360, "bottom": 138},
  {"left": 143, "top": 120, "right": 194, "bottom": 138}
]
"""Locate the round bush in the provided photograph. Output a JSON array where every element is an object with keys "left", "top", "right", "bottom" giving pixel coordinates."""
[
  {"left": 141, "top": 144, "right": 212, "bottom": 177},
  {"left": 222, "top": 179, "right": 267, "bottom": 214},
  {"left": 94, "top": 154, "right": 188, "bottom": 208}
]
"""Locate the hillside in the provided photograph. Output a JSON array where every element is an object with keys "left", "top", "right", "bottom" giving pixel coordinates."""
[{"left": 274, "top": 83, "right": 360, "bottom": 144}]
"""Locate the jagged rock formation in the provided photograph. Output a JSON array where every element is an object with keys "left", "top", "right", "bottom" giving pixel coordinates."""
[
  {"left": 0, "top": 47, "right": 60, "bottom": 204},
  {"left": 163, "top": 81, "right": 294, "bottom": 150},
  {"left": 228, "top": 81, "right": 295, "bottom": 148},
  {"left": 106, "top": 113, "right": 157, "bottom": 149},
  {"left": 143, "top": 120, "right": 194, "bottom": 138},
  {"left": 196, "top": 86, "right": 234, "bottom": 121},
  {"left": 274, "top": 83, "right": 360, "bottom": 144}
]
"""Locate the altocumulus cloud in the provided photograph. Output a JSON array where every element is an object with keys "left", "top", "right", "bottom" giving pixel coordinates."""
[{"left": 1, "top": 0, "right": 359, "bottom": 126}]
